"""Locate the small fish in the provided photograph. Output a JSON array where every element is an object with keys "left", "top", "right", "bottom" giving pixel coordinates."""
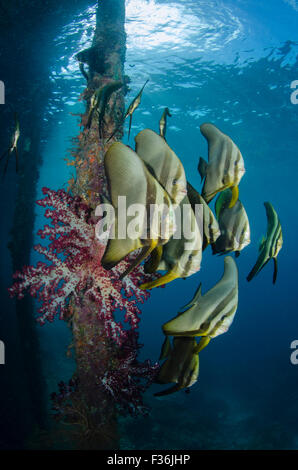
[
  {"left": 212, "top": 188, "right": 250, "bottom": 256},
  {"left": 155, "top": 337, "right": 200, "bottom": 396},
  {"left": 198, "top": 123, "right": 245, "bottom": 207},
  {"left": 108, "top": 79, "right": 149, "bottom": 142},
  {"left": 187, "top": 181, "right": 220, "bottom": 250},
  {"left": 0, "top": 112, "right": 20, "bottom": 177},
  {"left": 140, "top": 195, "right": 202, "bottom": 289},
  {"left": 101, "top": 142, "right": 176, "bottom": 278},
  {"left": 125, "top": 79, "right": 149, "bottom": 140},
  {"left": 86, "top": 81, "right": 123, "bottom": 133},
  {"left": 159, "top": 107, "right": 172, "bottom": 140},
  {"left": 162, "top": 256, "right": 238, "bottom": 341},
  {"left": 135, "top": 128, "right": 187, "bottom": 205},
  {"left": 247, "top": 202, "right": 282, "bottom": 284}
]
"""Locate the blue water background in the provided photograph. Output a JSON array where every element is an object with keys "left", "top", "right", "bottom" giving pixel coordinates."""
[{"left": 18, "top": 0, "right": 298, "bottom": 449}]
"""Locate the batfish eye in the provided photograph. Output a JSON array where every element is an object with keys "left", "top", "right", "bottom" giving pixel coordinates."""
[
  {"left": 208, "top": 223, "right": 212, "bottom": 229},
  {"left": 188, "top": 254, "right": 193, "bottom": 260},
  {"left": 172, "top": 178, "right": 178, "bottom": 185},
  {"left": 234, "top": 161, "right": 238, "bottom": 166}
]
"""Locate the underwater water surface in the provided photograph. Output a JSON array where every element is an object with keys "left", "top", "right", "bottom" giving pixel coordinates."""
[{"left": 0, "top": 0, "right": 297, "bottom": 450}]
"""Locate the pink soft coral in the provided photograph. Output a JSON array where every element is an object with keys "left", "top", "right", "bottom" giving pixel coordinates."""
[{"left": 9, "top": 187, "right": 151, "bottom": 346}]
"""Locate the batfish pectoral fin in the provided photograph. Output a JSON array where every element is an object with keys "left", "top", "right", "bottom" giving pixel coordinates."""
[
  {"left": 194, "top": 336, "right": 211, "bottom": 354},
  {"left": 198, "top": 157, "right": 208, "bottom": 182},
  {"left": 102, "top": 236, "right": 142, "bottom": 271},
  {"left": 228, "top": 185, "right": 239, "bottom": 208},
  {"left": 144, "top": 246, "right": 163, "bottom": 274},
  {"left": 179, "top": 283, "right": 202, "bottom": 312},
  {"left": 154, "top": 383, "right": 183, "bottom": 397},
  {"left": 119, "top": 240, "right": 158, "bottom": 280},
  {"left": 273, "top": 257, "right": 278, "bottom": 284},
  {"left": 139, "top": 269, "right": 179, "bottom": 290}
]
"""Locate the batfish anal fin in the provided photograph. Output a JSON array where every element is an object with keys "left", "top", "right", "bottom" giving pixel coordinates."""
[
  {"left": 273, "top": 257, "right": 278, "bottom": 284},
  {"left": 159, "top": 336, "right": 172, "bottom": 361},
  {"left": 179, "top": 282, "right": 202, "bottom": 312},
  {"left": 259, "top": 236, "right": 266, "bottom": 252},
  {"left": 15, "top": 146, "right": 19, "bottom": 173},
  {"left": 198, "top": 157, "right": 208, "bottom": 182},
  {"left": 247, "top": 255, "right": 269, "bottom": 282},
  {"left": 194, "top": 336, "right": 211, "bottom": 354},
  {"left": 119, "top": 240, "right": 158, "bottom": 280},
  {"left": 102, "top": 236, "right": 142, "bottom": 271}
]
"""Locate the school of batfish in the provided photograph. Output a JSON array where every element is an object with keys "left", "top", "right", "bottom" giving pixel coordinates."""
[{"left": 97, "top": 81, "right": 283, "bottom": 396}]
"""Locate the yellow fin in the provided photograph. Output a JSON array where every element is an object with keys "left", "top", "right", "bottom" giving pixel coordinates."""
[
  {"left": 228, "top": 185, "right": 239, "bottom": 208},
  {"left": 119, "top": 240, "right": 158, "bottom": 279},
  {"left": 140, "top": 270, "right": 178, "bottom": 290},
  {"left": 194, "top": 336, "right": 211, "bottom": 353},
  {"left": 179, "top": 283, "right": 202, "bottom": 312}
]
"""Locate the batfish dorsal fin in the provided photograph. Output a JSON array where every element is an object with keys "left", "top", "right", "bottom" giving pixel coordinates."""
[
  {"left": 259, "top": 236, "right": 266, "bottom": 252},
  {"left": 179, "top": 282, "right": 202, "bottom": 312}
]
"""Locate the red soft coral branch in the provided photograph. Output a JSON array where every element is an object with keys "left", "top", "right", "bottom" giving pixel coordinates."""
[{"left": 9, "top": 187, "right": 152, "bottom": 345}]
